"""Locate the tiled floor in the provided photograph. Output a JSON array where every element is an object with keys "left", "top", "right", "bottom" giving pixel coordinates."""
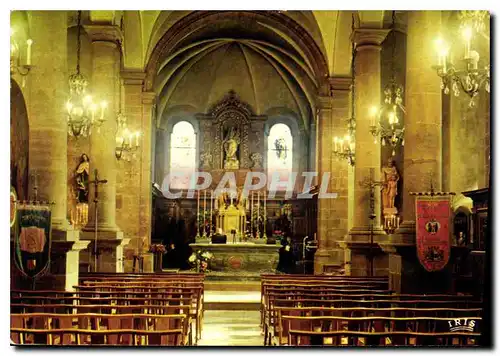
[{"left": 197, "top": 310, "right": 263, "bottom": 346}]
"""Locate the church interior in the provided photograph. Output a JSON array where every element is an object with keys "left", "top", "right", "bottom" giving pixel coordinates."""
[{"left": 10, "top": 10, "right": 491, "bottom": 347}]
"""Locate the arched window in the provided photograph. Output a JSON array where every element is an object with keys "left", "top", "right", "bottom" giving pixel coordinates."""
[
  {"left": 169, "top": 121, "right": 196, "bottom": 189},
  {"left": 267, "top": 123, "right": 293, "bottom": 190}
]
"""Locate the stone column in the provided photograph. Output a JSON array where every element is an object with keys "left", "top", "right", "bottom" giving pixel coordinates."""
[
  {"left": 25, "top": 11, "right": 89, "bottom": 290},
  {"left": 349, "top": 29, "right": 389, "bottom": 237},
  {"left": 314, "top": 77, "right": 351, "bottom": 274},
  {"left": 397, "top": 11, "right": 443, "bottom": 237},
  {"left": 118, "top": 71, "right": 155, "bottom": 273},
  {"left": 83, "top": 25, "right": 122, "bottom": 232},
  {"left": 141, "top": 92, "right": 156, "bottom": 244},
  {"left": 28, "top": 11, "right": 70, "bottom": 231},
  {"left": 80, "top": 25, "right": 125, "bottom": 272}
]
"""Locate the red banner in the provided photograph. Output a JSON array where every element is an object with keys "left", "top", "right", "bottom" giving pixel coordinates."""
[{"left": 416, "top": 197, "right": 452, "bottom": 272}]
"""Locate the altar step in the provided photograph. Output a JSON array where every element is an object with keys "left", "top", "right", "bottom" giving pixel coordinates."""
[
  {"left": 204, "top": 280, "right": 260, "bottom": 292},
  {"left": 204, "top": 290, "right": 261, "bottom": 311}
]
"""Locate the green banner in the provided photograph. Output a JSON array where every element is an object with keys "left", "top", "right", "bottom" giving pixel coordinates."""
[{"left": 13, "top": 204, "right": 52, "bottom": 278}]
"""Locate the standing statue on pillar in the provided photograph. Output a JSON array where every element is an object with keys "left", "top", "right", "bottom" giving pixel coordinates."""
[
  {"left": 75, "top": 153, "right": 90, "bottom": 203},
  {"left": 382, "top": 158, "right": 400, "bottom": 211}
]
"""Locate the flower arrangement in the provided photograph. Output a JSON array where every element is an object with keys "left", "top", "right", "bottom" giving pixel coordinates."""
[
  {"left": 188, "top": 249, "right": 214, "bottom": 272},
  {"left": 149, "top": 244, "right": 166, "bottom": 254}
]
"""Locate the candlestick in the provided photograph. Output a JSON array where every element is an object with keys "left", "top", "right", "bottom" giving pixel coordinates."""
[
  {"left": 210, "top": 190, "right": 213, "bottom": 233},
  {"left": 251, "top": 192, "right": 254, "bottom": 237},
  {"left": 26, "top": 39, "right": 32, "bottom": 66},
  {"left": 257, "top": 191, "right": 260, "bottom": 237},
  {"left": 196, "top": 190, "right": 200, "bottom": 238}
]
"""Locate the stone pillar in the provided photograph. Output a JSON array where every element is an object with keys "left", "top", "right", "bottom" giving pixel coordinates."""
[
  {"left": 141, "top": 92, "right": 156, "bottom": 243},
  {"left": 28, "top": 11, "right": 70, "bottom": 231},
  {"left": 314, "top": 77, "right": 351, "bottom": 274},
  {"left": 80, "top": 25, "right": 125, "bottom": 272},
  {"left": 25, "top": 11, "right": 89, "bottom": 290},
  {"left": 397, "top": 11, "right": 443, "bottom": 236},
  {"left": 83, "top": 25, "right": 122, "bottom": 232},
  {"left": 118, "top": 71, "right": 154, "bottom": 273},
  {"left": 349, "top": 28, "right": 389, "bottom": 237}
]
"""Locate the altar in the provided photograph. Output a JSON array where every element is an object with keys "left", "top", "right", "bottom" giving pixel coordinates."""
[{"left": 189, "top": 242, "right": 280, "bottom": 280}]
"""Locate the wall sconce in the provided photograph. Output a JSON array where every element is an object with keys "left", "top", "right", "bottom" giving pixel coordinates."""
[
  {"left": 10, "top": 28, "right": 33, "bottom": 78},
  {"left": 115, "top": 113, "right": 141, "bottom": 161}
]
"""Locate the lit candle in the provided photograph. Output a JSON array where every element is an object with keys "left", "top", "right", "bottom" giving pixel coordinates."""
[
  {"left": 463, "top": 26, "right": 472, "bottom": 59},
  {"left": 100, "top": 101, "right": 107, "bottom": 121},
  {"left": 264, "top": 190, "right": 267, "bottom": 222},
  {"left": 334, "top": 137, "right": 338, "bottom": 152},
  {"left": 135, "top": 132, "right": 140, "bottom": 147},
  {"left": 204, "top": 190, "right": 207, "bottom": 217},
  {"left": 197, "top": 189, "right": 200, "bottom": 221},
  {"left": 257, "top": 191, "right": 260, "bottom": 219},
  {"left": 251, "top": 192, "right": 254, "bottom": 235},
  {"left": 26, "top": 39, "right": 32, "bottom": 66},
  {"left": 210, "top": 190, "right": 213, "bottom": 222}
]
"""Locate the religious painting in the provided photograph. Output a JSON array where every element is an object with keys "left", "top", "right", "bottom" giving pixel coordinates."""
[
  {"left": 416, "top": 197, "right": 452, "bottom": 272},
  {"left": 13, "top": 203, "right": 52, "bottom": 278}
]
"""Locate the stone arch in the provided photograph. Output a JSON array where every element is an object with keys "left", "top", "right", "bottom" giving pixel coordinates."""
[
  {"left": 10, "top": 79, "right": 30, "bottom": 201},
  {"left": 144, "top": 11, "right": 329, "bottom": 94}
]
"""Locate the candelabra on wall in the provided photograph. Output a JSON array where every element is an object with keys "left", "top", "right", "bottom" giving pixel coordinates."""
[
  {"left": 369, "top": 11, "right": 405, "bottom": 157},
  {"left": 115, "top": 113, "right": 141, "bottom": 161},
  {"left": 10, "top": 27, "right": 33, "bottom": 79},
  {"left": 432, "top": 10, "right": 490, "bottom": 107}
]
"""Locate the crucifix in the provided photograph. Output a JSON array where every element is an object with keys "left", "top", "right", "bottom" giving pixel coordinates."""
[
  {"left": 359, "top": 168, "right": 385, "bottom": 277},
  {"left": 88, "top": 169, "right": 108, "bottom": 272}
]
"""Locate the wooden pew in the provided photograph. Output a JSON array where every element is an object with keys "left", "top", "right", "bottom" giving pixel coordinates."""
[
  {"left": 11, "top": 328, "right": 185, "bottom": 346},
  {"left": 12, "top": 288, "right": 204, "bottom": 343},
  {"left": 287, "top": 330, "right": 480, "bottom": 346},
  {"left": 279, "top": 315, "right": 482, "bottom": 346},
  {"left": 267, "top": 308, "right": 482, "bottom": 345},
  {"left": 11, "top": 313, "right": 188, "bottom": 346}
]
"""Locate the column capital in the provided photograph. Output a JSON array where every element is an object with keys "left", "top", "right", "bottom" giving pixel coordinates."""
[
  {"left": 84, "top": 24, "right": 123, "bottom": 44},
  {"left": 142, "top": 91, "right": 157, "bottom": 105},
  {"left": 351, "top": 28, "right": 390, "bottom": 48},
  {"left": 318, "top": 76, "right": 352, "bottom": 97},
  {"left": 316, "top": 95, "right": 333, "bottom": 110},
  {"left": 330, "top": 76, "right": 352, "bottom": 92},
  {"left": 121, "top": 70, "right": 146, "bottom": 86}
]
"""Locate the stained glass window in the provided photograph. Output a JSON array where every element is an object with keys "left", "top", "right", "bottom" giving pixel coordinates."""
[
  {"left": 267, "top": 123, "right": 293, "bottom": 190},
  {"left": 170, "top": 121, "right": 196, "bottom": 189}
]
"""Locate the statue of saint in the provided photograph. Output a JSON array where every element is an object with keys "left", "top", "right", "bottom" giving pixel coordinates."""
[
  {"left": 200, "top": 151, "right": 213, "bottom": 170},
  {"left": 75, "top": 153, "right": 90, "bottom": 203},
  {"left": 236, "top": 187, "right": 248, "bottom": 210},
  {"left": 223, "top": 127, "right": 240, "bottom": 169},
  {"left": 250, "top": 152, "right": 263, "bottom": 169},
  {"left": 382, "top": 158, "right": 400, "bottom": 210}
]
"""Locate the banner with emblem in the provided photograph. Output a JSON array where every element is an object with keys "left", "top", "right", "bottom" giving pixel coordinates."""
[
  {"left": 415, "top": 195, "right": 452, "bottom": 272},
  {"left": 13, "top": 203, "right": 52, "bottom": 278}
]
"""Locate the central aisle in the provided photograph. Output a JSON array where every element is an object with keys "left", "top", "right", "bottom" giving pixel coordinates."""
[
  {"left": 198, "top": 310, "right": 262, "bottom": 346},
  {"left": 198, "top": 285, "right": 263, "bottom": 346}
]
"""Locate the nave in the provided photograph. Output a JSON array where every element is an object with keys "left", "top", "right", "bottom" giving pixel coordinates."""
[{"left": 11, "top": 272, "right": 483, "bottom": 347}]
